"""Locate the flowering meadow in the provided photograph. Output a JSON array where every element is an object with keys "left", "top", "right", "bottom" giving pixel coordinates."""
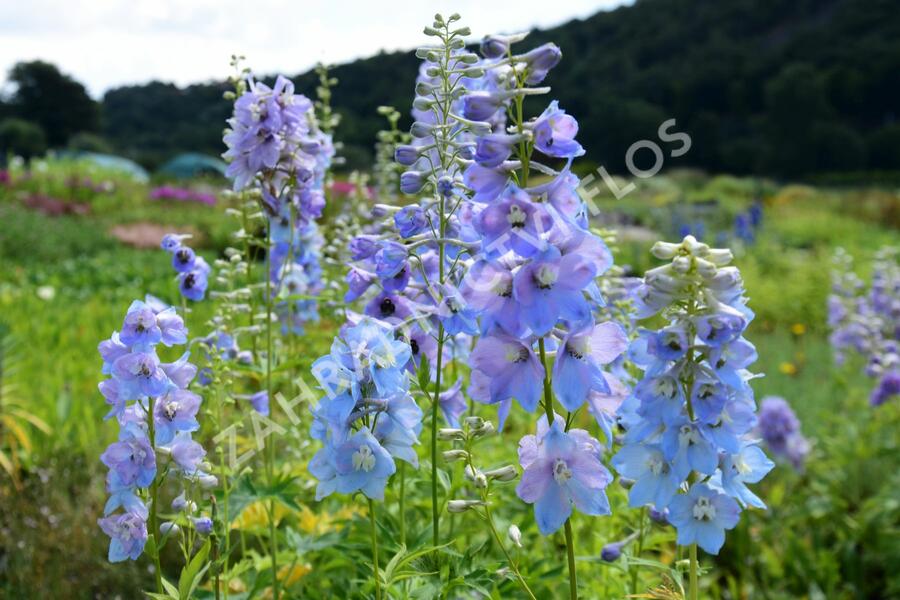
[{"left": 1, "top": 14, "right": 900, "bottom": 600}]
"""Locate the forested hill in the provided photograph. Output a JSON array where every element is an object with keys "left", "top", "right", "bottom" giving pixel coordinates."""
[{"left": 101, "top": 0, "right": 900, "bottom": 176}]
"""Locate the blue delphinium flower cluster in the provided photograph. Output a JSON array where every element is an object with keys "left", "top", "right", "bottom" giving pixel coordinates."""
[
  {"left": 308, "top": 317, "right": 421, "bottom": 500},
  {"left": 97, "top": 299, "right": 213, "bottom": 562},
  {"left": 828, "top": 247, "right": 899, "bottom": 406},
  {"left": 337, "top": 23, "right": 630, "bottom": 539},
  {"left": 612, "top": 235, "right": 774, "bottom": 555},
  {"left": 222, "top": 71, "right": 335, "bottom": 335},
  {"left": 161, "top": 233, "right": 210, "bottom": 301}
]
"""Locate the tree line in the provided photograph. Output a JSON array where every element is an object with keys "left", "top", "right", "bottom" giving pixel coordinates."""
[{"left": 2, "top": 0, "right": 898, "bottom": 177}]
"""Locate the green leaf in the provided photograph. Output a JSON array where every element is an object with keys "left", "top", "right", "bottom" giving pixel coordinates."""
[
  {"left": 178, "top": 540, "right": 211, "bottom": 600},
  {"left": 417, "top": 354, "right": 431, "bottom": 392},
  {"left": 144, "top": 533, "right": 159, "bottom": 561},
  {"left": 161, "top": 576, "right": 180, "bottom": 598}
]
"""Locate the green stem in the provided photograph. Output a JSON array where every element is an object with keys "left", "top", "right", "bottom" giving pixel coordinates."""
[
  {"left": 431, "top": 324, "right": 444, "bottom": 547},
  {"left": 264, "top": 222, "right": 280, "bottom": 600},
  {"left": 369, "top": 499, "right": 382, "bottom": 600},
  {"left": 147, "top": 398, "right": 163, "bottom": 594},
  {"left": 564, "top": 520, "right": 578, "bottom": 600},
  {"left": 689, "top": 543, "right": 699, "bottom": 600},
  {"left": 484, "top": 504, "right": 537, "bottom": 600},
  {"left": 399, "top": 461, "right": 406, "bottom": 547},
  {"left": 630, "top": 507, "right": 647, "bottom": 594},
  {"left": 538, "top": 338, "right": 578, "bottom": 599}
]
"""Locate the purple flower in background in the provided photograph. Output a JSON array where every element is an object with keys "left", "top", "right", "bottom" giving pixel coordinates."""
[
  {"left": 438, "top": 378, "right": 468, "bottom": 428},
  {"left": 172, "top": 247, "right": 197, "bottom": 273},
  {"left": 98, "top": 510, "right": 148, "bottom": 562},
  {"left": 871, "top": 370, "right": 900, "bottom": 406},
  {"left": 516, "top": 420, "right": 612, "bottom": 535},
  {"left": 179, "top": 269, "right": 208, "bottom": 302},
  {"left": 667, "top": 483, "right": 741, "bottom": 555},
  {"left": 249, "top": 390, "right": 270, "bottom": 416},
  {"left": 757, "top": 396, "right": 809, "bottom": 469}
]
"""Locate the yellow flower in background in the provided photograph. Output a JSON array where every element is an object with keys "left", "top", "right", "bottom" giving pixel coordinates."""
[
  {"left": 231, "top": 500, "right": 294, "bottom": 531},
  {"left": 790, "top": 323, "right": 806, "bottom": 336},
  {"left": 779, "top": 361, "right": 798, "bottom": 376},
  {"left": 279, "top": 562, "right": 312, "bottom": 587},
  {"left": 298, "top": 503, "right": 364, "bottom": 534}
]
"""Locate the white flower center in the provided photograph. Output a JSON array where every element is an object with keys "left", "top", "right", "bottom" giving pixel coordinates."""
[
  {"left": 535, "top": 264, "right": 557, "bottom": 289},
  {"left": 692, "top": 496, "right": 717, "bottom": 521},
  {"left": 552, "top": 458, "right": 572, "bottom": 484},
  {"left": 647, "top": 454, "right": 666, "bottom": 476},
  {"left": 679, "top": 425, "right": 700, "bottom": 446},
  {"left": 352, "top": 445, "right": 376, "bottom": 472},
  {"left": 507, "top": 204, "right": 527, "bottom": 228},
  {"left": 654, "top": 377, "right": 677, "bottom": 399}
]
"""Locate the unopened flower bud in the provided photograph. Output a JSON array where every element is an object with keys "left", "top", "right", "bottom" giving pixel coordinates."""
[
  {"left": 193, "top": 517, "right": 213, "bottom": 535},
  {"left": 199, "top": 474, "right": 219, "bottom": 489},
  {"left": 695, "top": 257, "right": 718, "bottom": 278},
  {"left": 470, "top": 421, "right": 495, "bottom": 438},
  {"left": 464, "top": 416, "right": 484, "bottom": 430},
  {"left": 443, "top": 449, "right": 470, "bottom": 463},
  {"left": 508, "top": 524, "right": 523, "bottom": 547},
  {"left": 160, "top": 522, "right": 180, "bottom": 536},
  {"left": 649, "top": 507, "right": 669, "bottom": 524},
  {"left": 484, "top": 465, "right": 518, "bottom": 482},
  {"left": 651, "top": 241, "right": 681, "bottom": 260},
  {"left": 447, "top": 499, "right": 485, "bottom": 513},
  {"left": 671, "top": 256, "right": 692, "bottom": 274},
  {"left": 706, "top": 248, "right": 733, "bottom": 266},
  {"left": 601, "top": 541, "right": 624, "bottom": 562},
  {"left": 618, "top": 477, "right": 635, "bottom": 490},
  {"left": 438, "top": 428, "right": 466, "bottom": 441}
]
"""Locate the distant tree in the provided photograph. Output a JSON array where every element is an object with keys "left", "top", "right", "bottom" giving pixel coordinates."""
[
  {"left": 67, "top": 132, "right": 113, "bottom": 154},
  {"left": 7, "top": 61, "right": 99, "bottom": 147},
  {"left": 0, "top": 118, "right": 47, "bottom": 161}
]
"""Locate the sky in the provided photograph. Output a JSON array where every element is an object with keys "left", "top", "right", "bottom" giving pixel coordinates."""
[{"left": 0, "top": 0, "right": 628, "bottom": 98}]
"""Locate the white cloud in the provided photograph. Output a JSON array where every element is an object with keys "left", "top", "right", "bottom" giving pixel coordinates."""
[{"left": 0, "top": 0, "right": 627, "bottom": 97}]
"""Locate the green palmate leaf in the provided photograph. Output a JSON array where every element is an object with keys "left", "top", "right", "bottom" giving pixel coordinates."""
[{"left": 178, "top": 540, "right": 211, "bottom": 600}]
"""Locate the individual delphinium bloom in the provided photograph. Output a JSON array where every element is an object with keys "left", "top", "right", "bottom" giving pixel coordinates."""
[
  {"left": 667, "top": 483, "right": 741, "bottom": 554},
  {"left": 98, "top": 510, "right": 149, "bottom": 562},
  {"left": 828, "top": 247, "right": 900, "bottom": 406},
  {"left": 612, "top": 235, "right": 771, "bottom": 562},
  {"left": 516, "top": 419, "right": 612, "bottom": 535},
  {"left": 97, "top": 300, "right": 205, "bottom": 565},
  {"left": 310, "top": 427, "right": 397, "bottom": 501},
  {"left": 756, "top": 396, "right": 810, "bottom": 470},
  {"left": 438, "top": 378, "right": 468, "bottom": 428}
]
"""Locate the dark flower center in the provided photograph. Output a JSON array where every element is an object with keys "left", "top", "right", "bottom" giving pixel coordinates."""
[{"left": 380, "top": 297, "right": 395, "bottom": 317}]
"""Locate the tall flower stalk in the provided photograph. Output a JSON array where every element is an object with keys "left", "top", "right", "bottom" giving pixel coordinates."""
[{"left": 613, "top": 235, "right": 774, "bottom": 598}]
